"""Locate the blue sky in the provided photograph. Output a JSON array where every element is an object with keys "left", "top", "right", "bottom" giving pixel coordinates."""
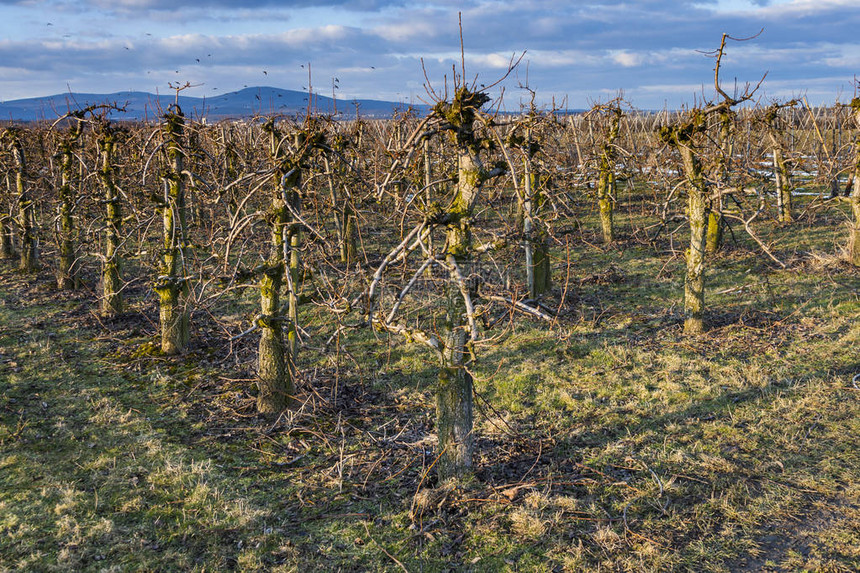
[{"left": 0, "top": 0, "right": 857, "bottom": 110}]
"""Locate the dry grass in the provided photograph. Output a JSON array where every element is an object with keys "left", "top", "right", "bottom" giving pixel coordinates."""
[{"left": 1, "top": 194, "right": 858, "bottom": 571}]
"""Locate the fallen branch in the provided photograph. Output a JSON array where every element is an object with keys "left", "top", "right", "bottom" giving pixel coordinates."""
[{"left": 482, "top": 293, "right": 555, "bottom": 322}]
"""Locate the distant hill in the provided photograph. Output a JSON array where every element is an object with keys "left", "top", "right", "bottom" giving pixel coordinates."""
[{"left": 0, "top": 87, "right": 432, "bottom": 122}]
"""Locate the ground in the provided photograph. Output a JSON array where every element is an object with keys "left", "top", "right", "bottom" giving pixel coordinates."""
[{"left": 1, "top": 221, "right": 859, "bottom": 571}]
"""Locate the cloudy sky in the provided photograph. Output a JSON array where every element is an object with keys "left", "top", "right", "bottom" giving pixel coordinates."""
[{"left": 0, "top": 0, "right": 857, "bottom": 110}]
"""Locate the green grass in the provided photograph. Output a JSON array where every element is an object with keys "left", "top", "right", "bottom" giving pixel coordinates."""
[{"left": 1, "top": 194, "right": 859, "bottom": 571}]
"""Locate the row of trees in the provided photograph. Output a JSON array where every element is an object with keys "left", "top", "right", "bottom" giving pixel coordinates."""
[{"left": 2, "top": 55, "right": 858, "bottom": 479}]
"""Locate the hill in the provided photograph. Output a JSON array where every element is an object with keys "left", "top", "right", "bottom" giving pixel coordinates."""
[{"left": 0, "top": 86, "right": 431, "bottom": 121}]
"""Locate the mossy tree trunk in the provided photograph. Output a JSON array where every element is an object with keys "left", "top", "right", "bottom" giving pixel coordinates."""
[
  {"left": 340, "top": 199, "right": 356, "bottom": 266},
  {"left": 57, "top": 123, "right": 83, "bottom": 289},
  {"left": 155, "top": 107, "right": 190, "bottom": 355},
  {"left": 508, "top": 113, "right": 550, "bottom": 299},
  {"left": 521, "top": 133, "right": 550, "bottom": 299},
  {"left": 431, "top": 87, "right": 496, "bottom": 480},
  {"left": 706, "top": 111, "right": 733, "bottom": 253},
  {"left": 97, "top": 122, "right": 124, "bottom": 316},
  {"left": 850, "top": 162, "right": 860, "bottom": 266},
  {"left": 4, "top": 130, "right": 37, "bottom": 272},
  {"left": 679, "top": 143, "right": 709, "bottom": 334},
  {"left": 597, "top": 109, "right": 621, "bottom": 244},
  {"left": 324, "top": 155, "right": 356, "bottom": 266},
  {"left": 255, "top": 120, "right": 298, "bottom": 414},
  {"left": 525, "top": 171, "right": 551, "bottom": 299},
  {"left": 437, "top": 145, "right": 480, "bottom": 480}
]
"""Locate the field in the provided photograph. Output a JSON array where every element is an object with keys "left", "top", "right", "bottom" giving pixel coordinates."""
[
  {"left": 1, "top": 168, "right": 859, "bottom": 572},
  {"left": 1, "top": 90, "right": 860, "bottom": 571}
]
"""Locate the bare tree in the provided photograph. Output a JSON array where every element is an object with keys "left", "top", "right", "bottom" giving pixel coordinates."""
[
  {"left": 95, "top": 117, "right": 126, "bottom": 316},
  {"left": 155, "top": 105, "right": 191, "bottom": 354},
  {"left": 659, "top": 33, "right": 765, "bottom": 334},
  {"left": 762, "top": 100, "right": 799, "bottom": 224},
  {"left": 53, "top": 113, "right": 85, "bottom": 289}
]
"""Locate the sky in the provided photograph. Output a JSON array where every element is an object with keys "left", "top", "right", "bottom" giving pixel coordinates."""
[{"left": 0, "top": 0, "right": 857, "bottom": 110}]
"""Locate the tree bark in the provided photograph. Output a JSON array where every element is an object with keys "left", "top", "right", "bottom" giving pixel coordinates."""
[
  {"left": 679, "top": 144, "right": 709, "bottom": 334},
  {"left": 255, "top": 122, "right": 298, "bottom": 413},
  {"left": 156, "top": 108, "right": 190, "bottom": 355},
  {"left": 706, "top": 111, "right": 732, "bottom": 254},
  {"left": 98, "top": 125, "right": 123, "bottom": 316},
  {"left": 0, "top": 208, "right": 13, "bottom": 259},
  {"left": 57, "top": 126, "right": 82, "bottom": 289},
  {"left": 772, "top": 146, "right": 793, "bottom": 223},
  {"left": 597, "top": 158, "right": 615, "bottom": 244},
  {"left": 597, "top": 111, "right": 621, "bottom": 244},
  {"left": 5, "top": 132, "right": 37, "bottom": 272},
  {"left": 436, "top": 145, "right": 481, "bottom": 480}
]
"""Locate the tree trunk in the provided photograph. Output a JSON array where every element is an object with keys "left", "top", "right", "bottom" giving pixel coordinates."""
[
  {"left": 520, "top": 122, "right": 550, "bottom": 299},
  {"left": 340, "top": 202, "right": 356, "bottom": 266},
  {"left": 286, "top": 204, "right": 301, "bottom": 367},
  {"left": 7, "top": 134, "right": 37, "bottom": 273},
  {"left": 679, "top": 144, "right": 709, "bottom": 334},
  {"left": 524, "top": 170, "right": 550, "bottom": 298},
  {"left": 256, "top": 121, "right": 298, "bottom": 413},
  {"left": 597, "top": 111, "right": 621, "bottom": 244},
  {"left": 436, "top": 147, "right": 480, "bottom": 480},
  {"left": 257, "top": 260, "right": 290, "bottom": 412},
  {"left": 0, "top": 208, "right": 13, "bottom": 259},
  {"left": 57, "top": 131, "right": 80, "bottom": 289},
  {"left": 156, "top": 108, "right": 190, "bottom": 354},
  {"left": 597, "top": 157, "right": 615, "bottom": 244},
  {"left": 98, "top": 127, "right": 123, "bottom": 316},
  {"left": 773, "top": 146, "right": 793, "bottom": 223},
  {"left": 705, "top": 209, "right": 723, "bottom": 255},
  {"left": 437, "top": 330, "right": 473, "bottom": 481},
  {"left": 531, "top": 225, "right": 551, "bottom": 299},
  {"left": 324, "top": 156, "right": 356, "bottom": 266},
  {"left": 707, "top": 111, "right": 733, "bottom": 254}
]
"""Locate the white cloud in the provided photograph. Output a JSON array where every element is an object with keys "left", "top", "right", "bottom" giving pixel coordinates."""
[
  {"left": 279, "top": 25, "right": 352, "bottom": 46},
  {"left": 700, "top": 0, "right": 857, "bottom": 15},
  {"left": 373, "top": 20, "right": 438, "bottom": 42},
  {"left": 821, "top": 44, "right": 860, "bottom": 68},
  {"left": 610, "top": 50, "right": 643, "bottom": 68}
]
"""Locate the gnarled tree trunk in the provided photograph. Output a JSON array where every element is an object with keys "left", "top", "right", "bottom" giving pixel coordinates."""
[
  {"left": 4, "top": 130, "right": 37, "bottom": 272},
  {"left": 679, "top": 144, "right": 709, "bottom": 334},
  {"left": 97, "top": 123, "right": 124, "bottom": 316},
  {"left": 255, "top": 120, "right": 298, "bottom": 413},
  {"left": 155, "top": 107, "right": 190, "bottom": 354},
  {"left": 437, "top": 145, "right": 480, "bottom": 480},
  {"left": 597, "top": 110, "right": 621, "bottom": 244},
  {"left": 57, "top": 124, "right": 83, "bottom": 289}
]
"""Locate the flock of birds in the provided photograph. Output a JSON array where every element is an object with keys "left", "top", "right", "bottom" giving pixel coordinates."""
[{"left": 43, "top": 22, "right": 377, "bottom": 96}]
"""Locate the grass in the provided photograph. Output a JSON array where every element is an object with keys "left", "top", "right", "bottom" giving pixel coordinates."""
[{"left": 0, "top": 193, "right": 859, "bottom": 571}]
